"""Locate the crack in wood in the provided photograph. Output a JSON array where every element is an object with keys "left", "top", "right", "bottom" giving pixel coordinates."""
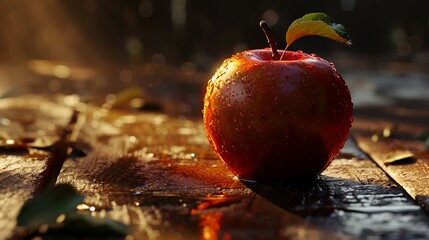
[{"left": 34, "top": 110, "right": 84, "bottom": 194}]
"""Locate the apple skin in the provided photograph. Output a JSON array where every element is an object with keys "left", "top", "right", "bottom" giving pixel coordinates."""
[{"left": 203, "top": 49, "right": 353, "bottom": 183}]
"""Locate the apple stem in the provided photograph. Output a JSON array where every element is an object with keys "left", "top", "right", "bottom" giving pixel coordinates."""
[
  {"left": 259, "top": 20, "right": 280, "bottom": 60},
  {"left": 279, "top": 46, "right": 287, "bottom": 60}
]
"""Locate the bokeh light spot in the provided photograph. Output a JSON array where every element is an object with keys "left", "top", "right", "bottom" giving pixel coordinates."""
[
  {"left": 138, "top": 1, "right": 153, "bottom": 18},
  {"left": 262, "top": 9, "right": 279, "bottom": 26}
]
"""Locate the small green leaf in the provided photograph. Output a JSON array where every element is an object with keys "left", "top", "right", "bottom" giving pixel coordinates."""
[
  {"left": 286, "top": 12, "right": 352, "bottom": 49},
  {"left": 17, "top": 184, "right": 84, "bottom": 230},
  {"left": 47, "top": 213, "right": 132, "bottom": 237},
  {"left": 17, "top": 183, "right": 132, "bottom": 237}
]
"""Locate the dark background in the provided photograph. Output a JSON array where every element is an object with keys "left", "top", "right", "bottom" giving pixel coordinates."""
[
  {"left": 1, "top": 0, "right": 428, "bottom": 70},
  {"left": 0, "top": 0, "right": 428, "bottom": 116}
]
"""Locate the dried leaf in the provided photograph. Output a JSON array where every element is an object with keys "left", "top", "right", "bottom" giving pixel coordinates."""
[{"left": 383, "top": 150, "right": 416, "bottom": 166}]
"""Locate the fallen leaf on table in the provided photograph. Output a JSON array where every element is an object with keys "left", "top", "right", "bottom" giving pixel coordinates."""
[
  {"left": 383, "top": 150, "right": 416, "bottom": 166},
  {"left": 17, "top": 184, "right": 84, "bottom": 231},
  {"left": 47, "top": 212, "right": 132, "bottom": 237},
  {"left": 16, "top": 183, "right": 131, "bottom": 237}
]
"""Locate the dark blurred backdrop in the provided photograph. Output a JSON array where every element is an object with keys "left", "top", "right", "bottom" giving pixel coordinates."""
[
  {"left": 1, "top": 0, "right": 428, "bottom": 70},
  {"left": 0, "top": 0, "right": 428, "bottom": 116}
]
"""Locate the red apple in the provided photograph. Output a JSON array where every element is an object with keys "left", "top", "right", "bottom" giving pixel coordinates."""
[{"left": 203, "top": 17, "right": 353, "bottom": 182}]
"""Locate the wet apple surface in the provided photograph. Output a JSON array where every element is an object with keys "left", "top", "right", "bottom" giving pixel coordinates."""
[{"left": 203, "top": 49, "right": 353, "bottom": 182}]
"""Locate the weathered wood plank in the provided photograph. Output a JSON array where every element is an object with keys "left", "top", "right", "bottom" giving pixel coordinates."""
[
  {"left": 57, "top": 109, "right": 251, "bottom": 239},
  {"left": 352, "top": 108, "right": 429, "bottom": 212},
  {"left": 0, "top": 97, "right": 73, "bottom": 239},
  {"left": 244, "top": 140, "right": 429, "bottom": 239},
  {"left": 56, "top": 106, "right": 429, "bottom": 239},
  {"left": 0, "top": 155, "right": 46, "bottom": 239}
]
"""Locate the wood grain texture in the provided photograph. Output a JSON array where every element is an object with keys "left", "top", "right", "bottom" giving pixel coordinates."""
[
  {"left": 352, "top": 108, "right": 429, "bottom": 212},
  {"left": 0, "top": 155, "right": 46, "bottom": 239},
  {"left": 1, "top": 97, "right": 428, "bottom": 239},
  {"left": 56, "top": 106, "right": 429, "bottom": 239},
  {"left": 0, "top": 96, "right": 72, "bottom": 239}
]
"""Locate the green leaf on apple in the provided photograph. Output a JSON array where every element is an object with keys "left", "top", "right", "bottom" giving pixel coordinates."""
[{"left": 286, "top": 12, "right": 352, "bottom": 49}]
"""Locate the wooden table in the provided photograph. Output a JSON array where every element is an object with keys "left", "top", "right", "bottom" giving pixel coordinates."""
[{"left": 0, "top": 93, "right": 428, "bottom": 239}]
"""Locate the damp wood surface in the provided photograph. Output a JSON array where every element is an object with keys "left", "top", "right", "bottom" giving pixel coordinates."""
[
  {"left": 0, "top": 97, "right": 73, "bottom": 239},
  {"left": 0, "top": 96, "right": 429, "bottom": 240},
  {"left": 352, "top": 107, "right": 429, "bottom": 212}
]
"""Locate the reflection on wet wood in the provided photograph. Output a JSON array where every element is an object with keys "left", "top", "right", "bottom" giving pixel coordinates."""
[
  {"left": 1, "top": 97, "right": 429, "bottom": 239},
  {"left": 352, "top": 115, "right": 429, "bottom": 212},
  {"left": 0, "top": 155, "right": 45, "bottom": 239},
  {"left": 0, "top": 97, "right": 72, "bottom": 239},
  {"left": 56, "top": 109, "right": 251, "bottom": 239},
  {"left": 55, "top": 104, "right": 429, "bottom": 239}
]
